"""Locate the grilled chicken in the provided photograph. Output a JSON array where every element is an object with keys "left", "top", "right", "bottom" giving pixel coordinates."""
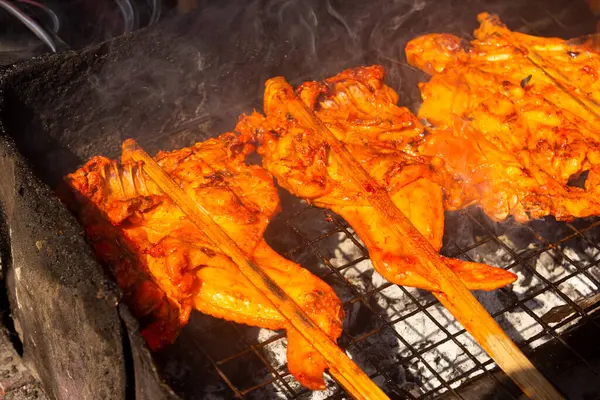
[
  {"left": 236, "top": 66, "right": 516, "bottom": 292},
  {"left": 406, "top": 13, "right": 600, "bottom": 222},
  {"left": 64, "top": 133, "right": 344, "bottom": 390}
]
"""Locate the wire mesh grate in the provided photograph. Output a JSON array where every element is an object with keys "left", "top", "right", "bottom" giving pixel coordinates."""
[{"left": 179, "top": 198, "right": 600, "bottom": 399}]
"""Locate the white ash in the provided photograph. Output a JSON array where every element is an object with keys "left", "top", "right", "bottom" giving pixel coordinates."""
[
  {"left": 307, "top": 209, "right": 599, "bottom": 397},
  {"left": 181, "top": 207, "right": 600, "bottom": 399}
]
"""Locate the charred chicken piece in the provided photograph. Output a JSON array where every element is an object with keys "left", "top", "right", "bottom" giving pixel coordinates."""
[
  {"left": 236, "top": 66, "right": 516, "bottom": 292},
  {"left": 406, "top": 13, "right": 600, "bottom": 222},
  {"left": 64, "top": 133, "right": 344, "bottom": 390}
]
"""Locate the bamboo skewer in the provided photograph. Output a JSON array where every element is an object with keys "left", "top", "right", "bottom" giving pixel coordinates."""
[
  {"left": 498, "top": 27, "right": 600, "bottom": 121},
  {"left": 519, "top": 47, "right": 600, "bottom": 121},
  {"left": 122, "top": 139, "right": 389, "bottom": 400},
  {"left": 266, "top": 78, "right": 564, "bottom": 400}
]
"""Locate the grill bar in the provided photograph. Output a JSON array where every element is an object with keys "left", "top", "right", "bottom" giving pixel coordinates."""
[
  {"left": 192, "top": 337, "right": 245, "bottom": 399},
  {"left": 462, "top": 214, "right": 600, "bottom": 377},
  {"left": 185, "top": 203, "right": 600, "bottom": 399},
  {"left": 283, "top": 214, "right": 466, "bottom": 399},
  {"left": 228, "top": 323, "right": 297, "bottom": 398},
  {"left": 124, "top": 139, "right": 388, "bottom": 399},
  {"left": 326, "top": 215, "right": 515, "bottom": 398},
  {"left": 268, "top": 76, "right": 561, "bottom": 399}
]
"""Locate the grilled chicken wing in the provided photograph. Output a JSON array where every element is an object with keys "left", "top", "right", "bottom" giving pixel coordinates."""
[
  {"left": 406, "top": 13, "right": 600, "bottom": 222},
  {"left": 64, "top": 133, "right": 344, "bottom": 390},
  {"left": 236, "top": 66, "right": 516, "bottom": 292}
]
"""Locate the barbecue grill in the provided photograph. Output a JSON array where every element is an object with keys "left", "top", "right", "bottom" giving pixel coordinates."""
[{"left": 1, "top": 0, "right": 600, "bottom": 399}]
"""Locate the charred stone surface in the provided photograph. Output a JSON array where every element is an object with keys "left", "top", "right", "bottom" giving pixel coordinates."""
[
  {"left": 0, "top": 127, "right": 127, "bottom": 399},
  {"left": 0, "top": 100, "right": 178, "bottom": 399},
  {"left": 0, "top": 323, "right": 48, "bottom": 400},
  {"left": 119, "top": 305, "right": 179, "bottom": 400}
]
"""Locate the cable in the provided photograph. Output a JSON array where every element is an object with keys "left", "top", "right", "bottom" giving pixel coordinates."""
[
  {"left": 17, "top": 0, "right": 60, "bottom": 33},
  {"left": 113, "top": 0, "right": 136, "bottom": 33},
  {"left": 148, "top": 0, "right": 161, "bottom": 25},
  {"left": 0, "top": 0, "right": 57, "bottom": 52}
]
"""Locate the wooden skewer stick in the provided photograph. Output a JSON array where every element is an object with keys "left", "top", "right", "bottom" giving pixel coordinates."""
[
  {"left": 122, "top": 139, "right": 389, "bottom": 400},
  {"left": 496, "top": 22, "right": 600, "bottom": 121},
  {"left": 266, "top": 78, "right": 564, "bottom": 400},
  {"left": 520, "top": 48, "right": 600, "bottom": 121}
]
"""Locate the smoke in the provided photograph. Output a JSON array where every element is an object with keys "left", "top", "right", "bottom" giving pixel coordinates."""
[
  {"left": 47, "top": 0, "right": 597, "bottom": 169},
  {"left": 93, "top": 0, "right": 592, "bottom": 153},
  {"left": 5, "top": 0, "right": 597, "bottom": 398}
]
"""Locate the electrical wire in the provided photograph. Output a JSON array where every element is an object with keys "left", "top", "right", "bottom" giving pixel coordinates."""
[
  {"left": 17, "top": 0, "right": 60, "bottom": 33},
  {"left": 1, "top": 0, "right": 159, "bottom": 57},
  {"left": 148, "top": 0, "right": 160, "bottom": 25},
  {"left": 0, "top": 0, "right": 57, "bottom": 52},
  {"left": 113, "top": 0, "right": 136, "bottom": 33}
]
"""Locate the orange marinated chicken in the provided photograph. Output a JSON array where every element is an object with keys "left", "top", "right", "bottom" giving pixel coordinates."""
[
  {"left": 65, "top": 133, "right": 344, "bottom": 390},
  {"left": 236, "top": 66, "right": 516, "bottom": 292},
  {"left": 406, "top": 13, "right": 600, "bottom": 222}
]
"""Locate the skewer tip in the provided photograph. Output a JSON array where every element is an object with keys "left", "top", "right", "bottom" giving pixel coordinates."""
[{"left": 122, "top": 138, "right": 138, "bottom": 152}]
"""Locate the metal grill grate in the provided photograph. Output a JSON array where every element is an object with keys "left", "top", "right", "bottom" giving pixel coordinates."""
[{"left": 171, "top": 196, "right": 600, "bottom": 399}]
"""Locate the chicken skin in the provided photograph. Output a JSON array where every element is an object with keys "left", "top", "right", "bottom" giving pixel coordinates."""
[
  {"left": 406, "top": 13, "right": 600, "bottom": 222},
  {"left": 64, "top": 133, "right": 344, "bottom": 390},
  {"left": 236, "top": 66, "right": 516, "bottom": 292}
]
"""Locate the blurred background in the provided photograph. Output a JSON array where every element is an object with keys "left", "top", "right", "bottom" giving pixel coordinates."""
[
  {"left": 3, "top": 0, "right": 600, "bottom": 68},
  {"left": 0, "top": 0, "right": 199, "bottom": 66}
]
